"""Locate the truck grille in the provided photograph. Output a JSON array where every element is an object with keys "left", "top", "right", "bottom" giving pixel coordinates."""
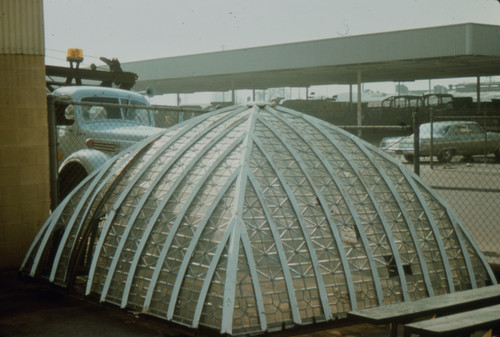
[{"left": 91, "top": 141, "right": 119, "bottom": 152}]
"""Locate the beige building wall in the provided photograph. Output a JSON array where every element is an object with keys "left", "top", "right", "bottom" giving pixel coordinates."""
[{"left": 0, "top": 0, "right": 49, "bottom": 268}]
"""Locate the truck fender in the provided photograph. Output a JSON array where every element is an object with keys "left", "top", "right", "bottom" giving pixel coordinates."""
[{"left": 59, "top": 149, "right": 112, "bottom": 175}]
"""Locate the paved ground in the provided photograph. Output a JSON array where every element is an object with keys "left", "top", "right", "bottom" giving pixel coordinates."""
[{"left": 0, "top": 269, "right": 388, "bottom": 337}]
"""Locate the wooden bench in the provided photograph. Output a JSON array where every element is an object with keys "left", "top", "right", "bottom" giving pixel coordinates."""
[
  {"left": 404, "top": 303, "right": 500, "bottom": 337},
  {"left": 347, "top": 284, "right": 500, "bottom": 337}
]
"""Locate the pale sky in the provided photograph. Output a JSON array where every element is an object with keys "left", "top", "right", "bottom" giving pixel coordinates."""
[
  {"left": 44, "top": 0, "right": 500, "bottom": 66},
  {"left": 43, "top": 0, "right": 500, "bottom": 103}
]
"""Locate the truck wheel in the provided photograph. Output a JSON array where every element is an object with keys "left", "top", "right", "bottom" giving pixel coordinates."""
[
  {"left": 438, "top": 149, "right": 454, "bottom": 163},
  {"left": 58, "top": 164, "right": 88, "bottom": 201}
]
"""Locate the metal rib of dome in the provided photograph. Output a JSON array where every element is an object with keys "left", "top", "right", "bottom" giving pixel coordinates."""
[{"left": 21, "top": 103, "right": 495, "bottom": 336}]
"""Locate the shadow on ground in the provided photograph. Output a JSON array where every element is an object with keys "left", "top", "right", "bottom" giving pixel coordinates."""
[{"left": 0, "top": 269, "right": 390, "bottom": 337}]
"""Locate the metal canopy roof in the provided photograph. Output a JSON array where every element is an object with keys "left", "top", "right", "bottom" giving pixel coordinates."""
[
  {"left": 123, "top": 23, "right": 500, "bottom": 94},
  {"left": 22, "top": 104, "right": 495, "bottom": 336}
]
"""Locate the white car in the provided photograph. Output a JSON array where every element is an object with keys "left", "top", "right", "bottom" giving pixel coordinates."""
[
  {"left": 53, "top": 86, "right": 164, "bottom": 198},
  {"left": 380, "top": 121, "right": 500, "bottom": 163}
]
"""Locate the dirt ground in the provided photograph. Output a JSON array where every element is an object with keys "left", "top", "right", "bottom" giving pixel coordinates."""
[
  {"left": 0, "top": 270, "right": 170, "bottom": 337},
  {"left": 0, "top": 269, "right": 388, "bottom": 337}
]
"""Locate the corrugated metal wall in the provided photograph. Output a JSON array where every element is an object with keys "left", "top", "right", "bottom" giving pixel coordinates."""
[
  {"left": 471, "top": 23, "right": 500, "bottom": 55},
  {"left": 0, "top": 0, "right": 44, "bottom": 55},
  {"left": 0, "top": 0, "right": 47, "bottom": 268}
]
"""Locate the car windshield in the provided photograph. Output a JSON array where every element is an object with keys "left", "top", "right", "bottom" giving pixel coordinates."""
[
  {"left": 453, "top": 123, "right": 484, "bottom": 135},
  {"left": 81, "top": 97, "right": 152, "bottom": 126},
  {"left": 419, "top": 123, "right": 450, "bottom": 137}
]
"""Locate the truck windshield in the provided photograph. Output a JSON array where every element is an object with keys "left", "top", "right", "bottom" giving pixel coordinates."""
[
  {"left": 81, "top": 97, "right": 152, "bottom": 126},
  {"left": 123, "top": 99, "right": 151, "bottom": 125}
]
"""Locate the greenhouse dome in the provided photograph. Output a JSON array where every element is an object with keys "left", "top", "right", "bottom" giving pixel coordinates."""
[{"left": 21, "top": 103, "right": 495, "bottom": 336}]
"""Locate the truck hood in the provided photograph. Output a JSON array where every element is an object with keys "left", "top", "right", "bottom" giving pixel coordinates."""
[{"left": 83, "top": 121, "right": 164, "bottom": 141}]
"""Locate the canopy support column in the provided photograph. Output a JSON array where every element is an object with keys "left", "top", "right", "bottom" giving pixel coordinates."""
[
  {"left": 349, "top": 84, "right": 353, "bottom": 111},
  {"left": 231, "top": 81, "right": 235, "bottom": 104}
]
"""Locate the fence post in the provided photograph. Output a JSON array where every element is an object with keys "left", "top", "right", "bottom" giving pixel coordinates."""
[
  {"left": 47, "top": 95, "right": 59, "bottom": 210},
  {"left": 429, "top": 108, "right": 434, "bottom": 169},
  {"left": 413, "top": 110, "right": 420, "bottom": 176},
  {"left": 484, "top": 106, "right": 488, "bottom": 164}
]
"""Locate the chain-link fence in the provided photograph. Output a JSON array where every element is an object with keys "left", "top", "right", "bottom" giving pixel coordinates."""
[
  {"left": 378, "top": 110, "right": 500, "bottom": 268},
  {"left": 421, "top": 113, "right": 500, "bottom": 268},
  {"left": 47, "top": 95, "right": 207, "bottom": 206},
  {"left": 47, "top": 95, "right": 500, "bottom": 268}
]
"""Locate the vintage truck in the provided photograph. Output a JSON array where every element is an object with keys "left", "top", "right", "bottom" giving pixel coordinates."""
[{"left": 52, "top": 86, "right": 164, "bottom": 198}]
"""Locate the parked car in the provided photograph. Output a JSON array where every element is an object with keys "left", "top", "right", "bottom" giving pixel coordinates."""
[
  {"left": 421, "top": 93, "right": 453, "bottom": 112},
  {"left": 381, "top": 95, "right": 423, "bottom": 110},
  {"left": 379, "top": 121, "right": 500, "bottom": 163},
  {"left": 53, "top": 86, "right": 164, "bottom": 198}
]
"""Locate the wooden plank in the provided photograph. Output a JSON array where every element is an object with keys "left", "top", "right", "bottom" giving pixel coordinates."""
[
  {"left": 404, "top": 304, "right": 500, "bottom": 337},
  {"left": 347, "top": 284, "right": 500, "bottom": 324}
]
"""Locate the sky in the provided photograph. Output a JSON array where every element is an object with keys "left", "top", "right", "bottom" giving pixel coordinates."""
[{"left": 43, "top": 0, "right": 500, "bottom": 103}]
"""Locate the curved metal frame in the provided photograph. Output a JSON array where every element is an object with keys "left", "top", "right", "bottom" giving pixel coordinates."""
[{"left": 20, "top": 103, "right": 496, "bottom": 336}]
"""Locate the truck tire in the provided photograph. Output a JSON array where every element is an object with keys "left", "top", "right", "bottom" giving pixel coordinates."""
[{"left": 58, "top": 164, "right": 88, "bottom": 201}]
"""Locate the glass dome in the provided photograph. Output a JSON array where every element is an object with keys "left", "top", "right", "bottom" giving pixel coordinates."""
[{"left": 21, "top": 103, "right": 495, "bottom": 336}]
